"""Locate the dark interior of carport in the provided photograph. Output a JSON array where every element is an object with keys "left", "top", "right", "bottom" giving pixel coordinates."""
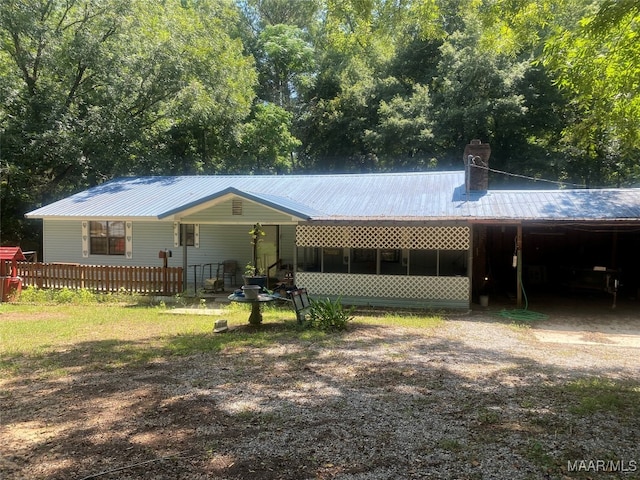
[{"left": 472, "top": 222, "right": 640, "bottom": 307}]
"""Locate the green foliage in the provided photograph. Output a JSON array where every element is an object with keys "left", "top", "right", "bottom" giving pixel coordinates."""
[
  {"left": 257, "top": 24, "right": 315, "bottom": 107},
  {"left": 232, "top": 103, "right": 301, "bottom": 173},
  {"left": 2, "top": 0, "right": 640, "bottom": 244},
  {"left": 18, "top": 287, "right": 137, "bottom": 305},
  {"left": 567, "top": 378, "right": 640, "bottom": 415},
  {"left": 542, "top": 1, "right": 640, "bottom": 185},
  {"left": 0, "top": 0, "right": 256, "bottom": 242},
  {"left": 307, "top": 297, "right": 355, "bottom": 332}
]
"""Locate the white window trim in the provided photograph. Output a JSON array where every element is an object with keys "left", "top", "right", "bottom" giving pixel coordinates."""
[
  {"left": 82, "top": 221, "right": 89, "bottom": 258},
  {"left": 126, "top": 222, "right": 133, "bottom": 258},
  {"left": 83, "top": 220, "right": 132, "bottom": 258},
  {"left": 174, "top": 223, "right": 199, "bottom": 248}
]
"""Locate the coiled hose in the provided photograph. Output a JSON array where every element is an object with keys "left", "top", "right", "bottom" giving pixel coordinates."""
[{"left": 496, "top": 267, "right": 548, "bottom": 322}]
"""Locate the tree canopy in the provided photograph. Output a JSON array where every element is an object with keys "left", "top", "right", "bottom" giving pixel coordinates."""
[{"left": 1, "top": 0, "right": 639, "bottom": 246}]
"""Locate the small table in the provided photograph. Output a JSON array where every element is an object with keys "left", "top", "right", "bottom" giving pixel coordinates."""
[{"left": 228, "top": 293, "right": 276, "bottom": 325}]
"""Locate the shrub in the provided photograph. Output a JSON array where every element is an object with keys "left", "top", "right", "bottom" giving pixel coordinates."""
[
  {"left": 18, "top": 286, "right": 138, "bottom": 305},
  {"left": 307, "top": 297, "right": 355, "bottom": 332}
]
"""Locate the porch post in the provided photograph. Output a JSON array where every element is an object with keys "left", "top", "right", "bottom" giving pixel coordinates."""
[
  {"left": 467, "top": 224, "right": 474, "bottom": 309},
  {"left": 516, "top": 224, "right": 523, "bottom": 308},
  {"left": 182, "top": 223, "right": 188, "bottom": 292}
]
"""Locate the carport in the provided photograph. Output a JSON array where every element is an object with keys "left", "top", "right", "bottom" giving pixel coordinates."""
[{"left": 472, "top": 221, "right": 640, "bottom": 308}]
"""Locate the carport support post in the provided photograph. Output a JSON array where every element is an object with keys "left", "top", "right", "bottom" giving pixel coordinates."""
[{"left": 516, "top": 224, "right": 523, "bottom": 309}]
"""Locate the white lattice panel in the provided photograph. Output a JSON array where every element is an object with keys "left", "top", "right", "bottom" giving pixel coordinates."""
[
  {"left": 296, "top": 225, "right": 469, "bottom": 250},
  {"left": 296, "top": 272, "right": 469, "bottom": 301}
]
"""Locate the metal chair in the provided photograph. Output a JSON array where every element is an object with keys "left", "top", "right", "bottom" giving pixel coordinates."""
[
  {"left": 222, "top": 260, "right": 239, "bottom": 288},
  {"left": 202, "top": 263, "right": 224, "bottom": 293},
  {"left": 290, "top": 288, "right": 311, "bottom": 324}
]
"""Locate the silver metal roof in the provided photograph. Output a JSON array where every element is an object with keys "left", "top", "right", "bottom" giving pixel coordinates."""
[{"left": 25, "top": 172, "right": 640, "bottom": 222}]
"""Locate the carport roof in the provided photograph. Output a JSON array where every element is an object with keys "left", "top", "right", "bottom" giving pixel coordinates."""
[{"left": 25, "top": 171, "right": 640, "bottom": 223}]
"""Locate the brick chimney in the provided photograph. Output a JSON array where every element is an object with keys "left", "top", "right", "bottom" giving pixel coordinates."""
[{"left": 463, "top": 139, "right": 491, "bottom": 192}]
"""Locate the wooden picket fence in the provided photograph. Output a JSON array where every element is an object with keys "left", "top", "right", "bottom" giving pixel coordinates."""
[{"left": 10, "top": 262, "right": 183, "bottom": 295}]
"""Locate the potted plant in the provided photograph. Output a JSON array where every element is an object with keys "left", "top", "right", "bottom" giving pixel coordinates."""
[
  {"left": 243, "top": 223, "right": 268, "bottom": 287},
  {"left": 243, "top": 262, "right": 267, "bottom": 287}
]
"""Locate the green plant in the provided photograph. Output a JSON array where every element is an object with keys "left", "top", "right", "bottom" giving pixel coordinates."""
[
  {"left": 247, "top": 223, "right": 266, "bottom": 276},
  {"left": 477, "top": 407, "right": 500, "bottom": 425},
  {"left": 526, "top": 440, "right": 556, "bottom": 470},
  {"left": 244, "top": 262, "right": 257, "bottom": 277},
  {"left": 437, "top": 438, "right": 463, "bottom": 452},
  {"left": 567, "top": 378, "right": 640, "bottom": 415},
  {"left": 307, "top": 297, "right": 355, "bottom": 332}
]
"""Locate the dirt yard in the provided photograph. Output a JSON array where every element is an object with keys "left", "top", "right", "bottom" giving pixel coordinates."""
[{"left": 1, "top": 298, "right": 639, "bottom": 480}]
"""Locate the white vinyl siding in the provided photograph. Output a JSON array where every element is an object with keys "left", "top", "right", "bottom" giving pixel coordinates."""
[
  {"left": 43, "top": 220, "right": 83, "bottom": 263},
  {"left": 43, "top": 220, "right": 169, "bottom": 266},
  {"left": 182, "top": 197, "right": 299, "bottom": 224}
]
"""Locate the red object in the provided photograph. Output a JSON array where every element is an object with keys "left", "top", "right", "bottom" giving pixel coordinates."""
[{"left": 0, "top": 247, "right": 26, "bottom": 301}]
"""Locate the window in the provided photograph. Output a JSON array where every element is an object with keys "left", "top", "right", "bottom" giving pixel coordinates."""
[
  {"left": 439, "top": 250, "right": 467, "bottom": 276},
  {"left": 409, "top": 250, "right": 437, "bottom": 276},
  {"left": 90, "top": 221, "right": 125, "bottom": 255},
  {"left": 295, "top": 247, "right": 467, "bottom": 277},
  {"left": 351, "top": 248, "right": 376, "bottom": 274},
  {"left": 380, "top": 249, "right": 406, "bottom": 275},
  {"left": 180, "top": 224, "right": 195, "bottom": 246},
  {"left": 409, "top": 249, "right": 466, "bottom": 276},
  {"left": 296, "top": 246, "right": 320, "bottom": 272},
  {"left": 323, "top": 248, "right": 348, "bottom": 273}
]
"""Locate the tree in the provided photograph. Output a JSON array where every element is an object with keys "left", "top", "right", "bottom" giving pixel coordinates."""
[
  {"left": 430, "top": 14, "right": 530, "bottom": 169},
  {"left": 296, "top": 0, "right": 443, "bottom": 172},
  {"left": 256, "top": 24, "right": 315, "bottom": 108},
  {"left": 231, "top": 103, "right": 301, "bottom": 173},
  {"left": 475, "top": 0, "right": 640, "bottom": 186},
  {"left": 0, "top": 0, "right": 256, "bottom": 244},
  {"left": 363, "top": 83, "right": 437, "bottom": 170},
  {"left": 543, "top": 0, "right": 640, "bottom": 185}
]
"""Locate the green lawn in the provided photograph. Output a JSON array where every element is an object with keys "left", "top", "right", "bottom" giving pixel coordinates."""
[
  {"left": 0, "top": 299, "right": 443, "bottom": 377},
  {"left": 1, "top": 295, "right": 639, "bottom": 480}
]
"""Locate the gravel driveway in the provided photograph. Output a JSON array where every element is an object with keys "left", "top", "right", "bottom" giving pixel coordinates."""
[{"left": 2, "top": 306, "right": 639, "bottom": 480}]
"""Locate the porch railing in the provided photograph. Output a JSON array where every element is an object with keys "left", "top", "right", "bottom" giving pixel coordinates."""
[{"left": 8, "top": 262, "right": 183, "bottom": 295}]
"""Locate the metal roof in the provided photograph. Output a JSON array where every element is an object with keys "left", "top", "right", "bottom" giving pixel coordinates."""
[
  {"left": 25, "top": 172, "right": 640, "bottom": 222},
  {"left": 0, "top": 246, "right": 26, "bottom": 261}
]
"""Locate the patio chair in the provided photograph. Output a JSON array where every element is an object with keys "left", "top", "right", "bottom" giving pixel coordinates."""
[
  {"left": 222, "top": 260, "right": 239, "bottom": 287},
  {"left": 290, "top": 288, "right": 311, "bottom": 324},
  {"left": 202, "top": 263, "right": 224, "bottom": 293}
]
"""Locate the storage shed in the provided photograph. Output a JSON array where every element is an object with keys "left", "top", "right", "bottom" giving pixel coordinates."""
[{"left": 0, "top": 246, "right": 25, "bottom": 301}]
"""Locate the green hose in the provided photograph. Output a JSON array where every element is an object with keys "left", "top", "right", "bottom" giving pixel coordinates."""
[
  {"left": 496, "top": 308, "right": 548, "bottom": 321},
  {"left": 496, "top": 270, "right": 548, "bottom": 322}
]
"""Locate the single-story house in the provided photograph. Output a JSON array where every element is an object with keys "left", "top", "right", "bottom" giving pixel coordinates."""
[{"left": 25, "top": 141, "right": 640, "bottom": 308}]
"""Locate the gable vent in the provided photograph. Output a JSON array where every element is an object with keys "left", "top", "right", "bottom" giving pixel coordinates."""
[{"left": 232, "top": 199, "right": 243, "bottom": 215}]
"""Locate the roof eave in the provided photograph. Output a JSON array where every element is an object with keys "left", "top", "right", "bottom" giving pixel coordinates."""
[{"left": 158, "top": 186, "right": 314, "bottom": 221}]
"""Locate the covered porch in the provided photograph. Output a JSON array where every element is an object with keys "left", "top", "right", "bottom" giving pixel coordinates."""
[{"left": 293, "top": 223, "right": 472, "bottom": 309}]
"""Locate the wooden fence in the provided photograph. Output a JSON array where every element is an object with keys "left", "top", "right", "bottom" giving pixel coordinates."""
[{"left": 8, "top": 262, "right": 183, "bottom": 295}]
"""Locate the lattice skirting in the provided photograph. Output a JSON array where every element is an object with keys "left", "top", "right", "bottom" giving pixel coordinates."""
[
  {"left": 296, "top": 272, "right": 469, "bottom": 304},
  {"left": 296, "top": 225, "right": 469, "bottom": 250}
]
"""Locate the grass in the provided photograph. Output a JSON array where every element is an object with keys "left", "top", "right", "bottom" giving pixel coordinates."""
[
  {"left": 566, "top": 378, "right": 640, "bottom": 416},
  {"left": 353, "top": 310, "right": 445, "bottom": 329},
  {"left": 3, "top": 292, "right": 639, "bottom": 480},
  {"left": 0, "top": 297, "right": 445, "bottom": 378},
  {"left": 0, "top": 301, "right": 269, "bottom": 375}
]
